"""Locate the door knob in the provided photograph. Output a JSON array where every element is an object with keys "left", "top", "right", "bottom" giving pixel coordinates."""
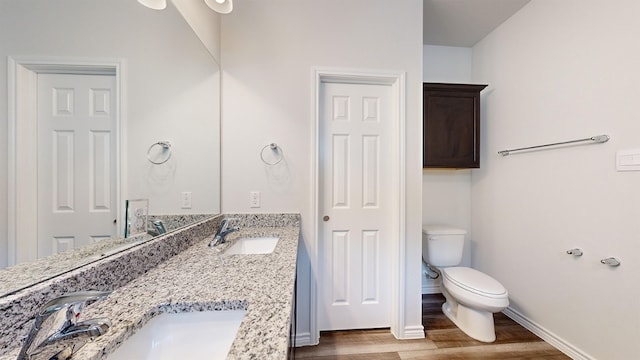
[{"left": 323, "top": 216, "right": 330, "bottom": 222}]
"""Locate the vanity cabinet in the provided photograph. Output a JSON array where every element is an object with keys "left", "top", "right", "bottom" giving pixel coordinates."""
[{"left": 423, "top": 83, "right": 487, "bottom": 168}]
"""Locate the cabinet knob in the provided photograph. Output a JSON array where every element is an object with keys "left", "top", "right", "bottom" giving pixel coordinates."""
[{"left": 323, "top": 216, "right": 330, "bottom": 222}]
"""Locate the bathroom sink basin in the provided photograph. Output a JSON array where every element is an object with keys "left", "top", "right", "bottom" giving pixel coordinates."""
[
  {"left": 107, "top": 310, "right": 245, "bottom": 360},
  {"left": 225, "top": 237, "right": 279, "bottom": 255}
]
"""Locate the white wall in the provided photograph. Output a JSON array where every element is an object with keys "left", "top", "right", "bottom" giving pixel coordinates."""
[
  {"left": 0, "top": 0, "right": 221, "bottom": 267},
  {"left": 472, "top": 1, "right": 640, "bottom": 358},
  {"left": 173, "top": 0, "right": 222, "bottom": 61},
  {"left": 220, "top": 0, "right": 424, "bottom": 343},
  {"left": 423, "top": 45, "right": 473, "bottom": 83},
  {"left": 422, "top": 45, "right": 473, "bottom": 293}
]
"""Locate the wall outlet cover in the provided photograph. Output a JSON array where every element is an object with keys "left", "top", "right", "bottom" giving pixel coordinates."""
[{"left": 249, "top": 191, "right": 261, "bottom": 208}]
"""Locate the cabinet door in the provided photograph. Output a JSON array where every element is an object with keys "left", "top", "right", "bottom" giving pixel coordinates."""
[{"left": 423, "top": 83, "right": 486, "bottom": 168}]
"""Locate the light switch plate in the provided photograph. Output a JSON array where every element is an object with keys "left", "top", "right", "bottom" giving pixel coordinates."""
[{"left": 616, "top": 149, "right": 640, "bottom": 171}]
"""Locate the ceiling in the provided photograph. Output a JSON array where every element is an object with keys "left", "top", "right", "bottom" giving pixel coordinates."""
[{"left": 423, "top": 0, "right": 530, "bottom": 47}]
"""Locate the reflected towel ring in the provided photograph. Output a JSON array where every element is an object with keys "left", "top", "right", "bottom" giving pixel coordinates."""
[
  {"left": 260, "top": 143, "right": 284, "bottom": 165},
  {"left": 147, "top": 141, "right": 172, "bottom": 165}
]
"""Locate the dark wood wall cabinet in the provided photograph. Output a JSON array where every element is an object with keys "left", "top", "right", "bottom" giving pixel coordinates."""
[{"left": 423, "top": 83, "right": 487, "bottom": 168}]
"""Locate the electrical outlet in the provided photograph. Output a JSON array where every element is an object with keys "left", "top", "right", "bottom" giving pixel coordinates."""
[
  {"left": 249, "top": 191, "right": 261, "bottom": 208},
  {"left": 181, "top": 191, "right": 192, "bottom": 209}
]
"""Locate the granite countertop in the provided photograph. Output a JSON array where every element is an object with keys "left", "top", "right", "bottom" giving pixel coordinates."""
[
  {"left": 0, "top": 232, "right": 152, "bottom": 297},
  {"left": 1, "top": 224, "right": 299, "bottom": 360},
  {"left": 0, "top": 214, "right": 215, "bottom": 298}
]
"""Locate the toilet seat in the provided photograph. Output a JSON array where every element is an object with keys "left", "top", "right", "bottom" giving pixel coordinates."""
[{"left": 442, "top": 267, "right": 507, "bottom": 299}]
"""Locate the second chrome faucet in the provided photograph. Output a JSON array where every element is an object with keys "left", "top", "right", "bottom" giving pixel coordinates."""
[{"left": 208, "top": 218, "right": 240, "bottom": 247}]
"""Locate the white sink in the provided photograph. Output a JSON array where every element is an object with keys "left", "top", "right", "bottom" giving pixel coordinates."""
[
  {"left": 225, "top": 237, "right": 279, "bottom": 255},
  {"left": 107, "top": 310, "right": 245, "bottom": 360}
]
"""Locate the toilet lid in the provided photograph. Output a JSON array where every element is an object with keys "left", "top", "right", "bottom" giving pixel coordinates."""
[{"left": 443, "top": 267, "right": 507, "bottom": 296}]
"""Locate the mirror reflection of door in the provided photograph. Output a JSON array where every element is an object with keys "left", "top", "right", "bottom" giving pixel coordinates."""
[{"left": 36, "top": 73, "right": 117, "bottom": 257}]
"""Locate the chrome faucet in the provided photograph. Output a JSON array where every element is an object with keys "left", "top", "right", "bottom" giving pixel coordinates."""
[
  {"left": 208, "top": 218, "right": 240, "bottom": 247},
  {"left": 147, "top": 219, "right": 167, "bottom": 236},
  {"left": 18, "top": 291, "right": 112, "bottom": 360}
]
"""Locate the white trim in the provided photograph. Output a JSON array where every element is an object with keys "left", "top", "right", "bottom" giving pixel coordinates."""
[
  {"left": 503, "top": 307, "right": 594, "bottom": 360},
  {"left": 7, "top": 57, "right": 21, "bottom": 265},
  {"left": 422, "top": 281, "right": 441, "bottom": 295},
  {"left": 7, "top": 56, "right": 126, "bottom": 265},
  {"left": 402, "top": 325, "right": 428, "bottom": 340},
  {"left": 293, "top": 332, "right": 315, "bottom": 347},
  {"left": 309, "top": 67, "right": 408, "bottom": 342}
]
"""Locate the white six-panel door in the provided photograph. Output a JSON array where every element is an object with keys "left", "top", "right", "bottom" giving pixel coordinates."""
[
  {"left": 319, "top": 81, "right": 393, "bottom": 330},
  {"left": 37, "top": 73, "right": 117, "bottom": 257}
]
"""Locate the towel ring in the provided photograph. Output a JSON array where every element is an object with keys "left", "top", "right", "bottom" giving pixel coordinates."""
[
  {"left": 147, "top": 141, "right": 172, "bottom": 165},
  {"left": 260, "top": 143, "right": 284, "bottom": 165}
]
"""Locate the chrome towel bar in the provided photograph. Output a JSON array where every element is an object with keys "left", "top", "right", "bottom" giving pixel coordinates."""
[{"left": 498, "top": 134, "right": 609, "bottom": 156}]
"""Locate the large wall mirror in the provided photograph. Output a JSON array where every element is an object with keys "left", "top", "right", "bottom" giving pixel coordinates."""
[{"left": 0, "top": 0, "right": 221, "bottom": 297}]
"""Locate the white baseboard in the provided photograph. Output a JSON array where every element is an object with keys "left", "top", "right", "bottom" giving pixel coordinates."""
[
  {"left": 294, "top": 332, "right": 317, "bottom": 347},
  {"left": 296, "top": 325, "right": 425, "bottom": 345},
  {"left": 503, "top": 307, "right": 594, "bottom": 360},
  {"left": 399, "top": 325, "right": 426, "bottom": 339},
  {"left": 422, "top": 283, "right": 440, "bottom": 294}
]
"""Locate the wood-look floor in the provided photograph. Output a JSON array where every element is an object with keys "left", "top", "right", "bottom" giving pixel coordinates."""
[{"left": 294, "top": 294, "right": 571, "bottom": 360}]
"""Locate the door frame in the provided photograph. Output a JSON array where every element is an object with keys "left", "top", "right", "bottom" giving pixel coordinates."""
[
  {"left": 310, "top": 68, "right": 407, "bottom": 342},
  {"left": 7, "top": 56, "right": 126, "bottom": 265}
]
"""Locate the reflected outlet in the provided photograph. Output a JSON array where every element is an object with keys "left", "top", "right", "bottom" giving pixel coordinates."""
[{"left": 181, "top": 191, "right": 192, "bottom": 209}]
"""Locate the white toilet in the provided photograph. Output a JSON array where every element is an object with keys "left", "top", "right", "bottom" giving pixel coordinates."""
[{"left": 422, "top": 225, "right": 509, "bottom": 342}]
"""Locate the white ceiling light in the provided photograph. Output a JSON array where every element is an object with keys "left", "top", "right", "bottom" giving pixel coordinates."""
[
  {"left": 137, "top": 0, "right": 167, "bottom": 10},
  {"left": 138, "top": 0, "right": 233, "bottom": 14},
  {"left": 204, "top": 0, "right": 233, "bottom": 14}
]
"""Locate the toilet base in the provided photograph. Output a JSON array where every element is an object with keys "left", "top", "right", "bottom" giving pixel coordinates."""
[{"left": 442, "top": 295, "right": 497, "bottom": 343}]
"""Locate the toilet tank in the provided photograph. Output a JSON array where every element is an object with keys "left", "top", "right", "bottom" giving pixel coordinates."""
[{"left": 422, "top": 225, "right": 466, "bottom": 267}]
